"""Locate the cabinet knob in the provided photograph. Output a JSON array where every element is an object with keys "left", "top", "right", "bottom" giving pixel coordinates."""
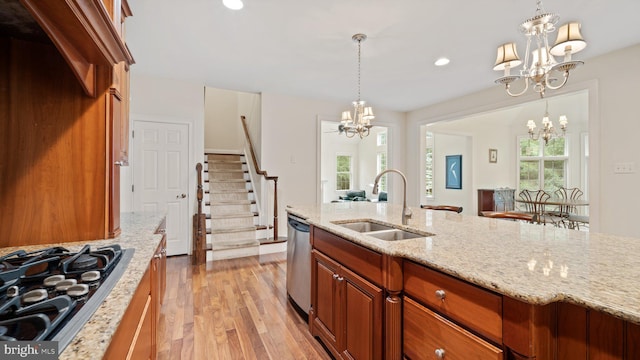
[
  {"left": 435, "top": 348, "right": 445, "bottom": 359},
  {"left": 114, "top": 161, "right": 124, "bottom": 166},
  {"left": 333, "top": 274, "right": 339, "bottom": 280},
  {"left": 176, "top": 193, "right": 187, "bottom": 199},
  {"left": 435, "top": 289, "right": 446, "bottom": 300}
]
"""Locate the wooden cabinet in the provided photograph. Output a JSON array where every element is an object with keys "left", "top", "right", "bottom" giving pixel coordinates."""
[
  {"left": 104, "top": 266, "right": 152, "bottom": 360},
  {"left": 310, "top": 228, "right": 385, "bottom": 360},
  {"left": 477, "top": 189, "right": 515, "bottom": 215},
  {"left": 0, "top": 0, "right": 134, "bottom": 246},
  {"left": 404, "top": 297, "right": 503, "bottom": 360},
  {"left": 308, "top": 226, "right": 640, "bottom": 360},
  {"left": 104, "top": 232, "right": 166, "bottom": 360},
  {"left": 403, "top": 260, "right": 503, "bottom": 359},
  {"left": 404, "top": 260, "right": 503, "bottom": 344},
  {"left": 153, "top": 223, "right": 167, "bottom": 323}
]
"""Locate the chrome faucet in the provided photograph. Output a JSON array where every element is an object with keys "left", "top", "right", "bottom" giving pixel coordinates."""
[{"left": 373, "top": 169, "right": 412, "bottom": 225}]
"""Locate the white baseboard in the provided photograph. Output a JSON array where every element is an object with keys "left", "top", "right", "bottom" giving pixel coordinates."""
[{"left": 259, "top": 241, "right": 287, "bottom": 255}]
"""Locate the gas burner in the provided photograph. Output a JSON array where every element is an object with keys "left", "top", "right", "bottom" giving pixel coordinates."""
[
  {"left": 71, "top": 254, "right": 98, "bottom": 271},
  {"left": 0, "top": 243, "right": 132, "bottom": 352}
]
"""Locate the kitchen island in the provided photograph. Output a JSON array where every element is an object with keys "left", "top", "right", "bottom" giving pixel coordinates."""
[
  {"left": 0, "top": 212, "right": 166, "bottom": 360},
  {"left": 287, "top": 202, "right": 640, "bottom": 359}
]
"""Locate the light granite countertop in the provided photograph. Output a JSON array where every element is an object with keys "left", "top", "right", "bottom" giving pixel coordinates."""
[
  {"left": 0, "top": 211, "right": 166, "bottom": 359},
  {"left": 287, "top": 202, "right": 640, "bottom": 325}
]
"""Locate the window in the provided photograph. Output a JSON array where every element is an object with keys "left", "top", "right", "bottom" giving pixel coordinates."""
[
  {"left": 425, "top": 132, "right": 434, "bottom": 197},
  {"left": 377, "top": 132, "right": 387, "bottom": 146},
  {"left": 518, "top": 136, "right": 568, "bottom": 192},
  {"left": 377, "top": 152, "right": 387, "bottom": 192},
  {"left": 336, "top": 155, "right": 352, "bottom": 191}
]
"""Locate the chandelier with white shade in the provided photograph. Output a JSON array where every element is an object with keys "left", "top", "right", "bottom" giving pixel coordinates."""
[
  {"left": 527, "top": 101, "right": 568, "bottom": 144},
  {"left": 340, "top": 34, "right": 375, "bottom": 139},
  {"left": 493, "top": 0, "right": 587, "bottom": 98}
]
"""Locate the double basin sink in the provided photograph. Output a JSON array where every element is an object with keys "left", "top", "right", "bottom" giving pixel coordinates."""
[{"left": 332, "top": 220, "right": 433, "bottom": 241}]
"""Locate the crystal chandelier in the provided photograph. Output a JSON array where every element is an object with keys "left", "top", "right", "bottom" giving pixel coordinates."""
[
  {"left": 527, "top": 101, "right": 568, "bottom": 144},
  {"left": 493, "top": 0, "right": 587, "bottom": 98},
  {"left": 340, "top": 34, "right": 375, "bottom": 139}
]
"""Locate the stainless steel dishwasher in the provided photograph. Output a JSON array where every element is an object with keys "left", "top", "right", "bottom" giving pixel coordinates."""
[{"left": 286, "top": 214, "right": 310, "bottom": 317}]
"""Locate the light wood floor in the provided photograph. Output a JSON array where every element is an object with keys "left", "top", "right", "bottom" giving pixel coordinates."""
[{"left": 157, "top": 252, "right": 332, "bottom": 360}]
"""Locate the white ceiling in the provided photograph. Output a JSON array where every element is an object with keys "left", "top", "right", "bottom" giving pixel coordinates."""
[{"left": 126, "top": 0, "right": 640, "bottom": 112}]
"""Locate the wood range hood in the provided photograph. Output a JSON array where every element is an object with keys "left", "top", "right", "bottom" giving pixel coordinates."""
[
  {"left": 0, "top": 0, "right": 134, "bottom": 247},
  {"left": 19, "top": 0, "right": 135, "bottom": 97}
]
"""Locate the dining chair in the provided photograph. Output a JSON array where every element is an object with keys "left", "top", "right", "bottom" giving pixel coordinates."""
[
  {"left": 518, "top": 189, "right": 563, "bottom": 225},
  {"left": 518, "top": 190, "right": 549, "bottom": 216},
  {"left": 554, "top": 187, "right": 584, "bottom": 228}
]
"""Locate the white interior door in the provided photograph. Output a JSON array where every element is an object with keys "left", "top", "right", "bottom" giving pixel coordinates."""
[{"left": 133, "top": 120, "right": 189, "bottom": 255}]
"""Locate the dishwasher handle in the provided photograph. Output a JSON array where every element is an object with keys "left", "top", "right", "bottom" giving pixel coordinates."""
[{"left": 288, "top": 217, "right": 310, "bottom": 233}]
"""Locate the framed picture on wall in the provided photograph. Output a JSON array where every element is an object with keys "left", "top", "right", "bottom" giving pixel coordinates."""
[
  {"left": 489, "top": 149, "right": 498, "bottom": 163},
  {"left": 445, "top": 155, "right": 462, "bottom": 189}
]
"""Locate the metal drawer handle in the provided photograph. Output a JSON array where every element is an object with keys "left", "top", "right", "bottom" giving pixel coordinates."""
[
  {"left": 435, "top": 289, "right": 446, "bottom": 301},
  {"left": 435, "top": 348, "right": 445, "bottom": 359}
]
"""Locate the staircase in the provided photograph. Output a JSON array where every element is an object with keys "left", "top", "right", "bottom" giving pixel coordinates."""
[{"left": 203, "top": 153, "right": 279, "bottom": 260}]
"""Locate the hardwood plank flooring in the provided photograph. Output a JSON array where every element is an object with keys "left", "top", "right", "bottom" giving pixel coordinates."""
[{"left": 157, "top": 252, "right": 332, "bottom": 360}]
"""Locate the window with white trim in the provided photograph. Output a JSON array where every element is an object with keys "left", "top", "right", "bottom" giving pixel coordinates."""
[
  {"left": 425, "top": 131, "right": 434, "bottom": 197},
  {"left": 336, "top": 155, "right": 352, "bottom": 191},
  {"left": 518, "top": 136, "right": 568, "bottom": 192},
  {"left": 376, "top": 152, "right": 387, "bottom": 192}
]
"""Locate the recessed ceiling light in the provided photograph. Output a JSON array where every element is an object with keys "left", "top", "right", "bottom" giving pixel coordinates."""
[
  {"left": 434, "top": 57, "right": 450, "bottom": 66},
  {"left": 223, "top": 0, "right": 244, "bottom": 10}
]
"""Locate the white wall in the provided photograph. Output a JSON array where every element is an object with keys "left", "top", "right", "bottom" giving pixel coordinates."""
[
  {"left": 122, "top": 72, "right": 205, "bottom": 254},
  {"left": 261, "top": 92, "right": 406, "bottom": 236},
  {"left": 320, "top": 123, "right": 360, "bottom": 203},
  {"left": 357, "top": 127, "right": 387, "bottom": 198},
  {"left": 204, "top": 87, "right": 261, "bottom": 153},
  {"left": 424, "top": 90, "right": 589, "bottom": 212},
  {"left": 428, "top": 134, "right": 473, "bottom": 213},
  {"left": 407, "top": 43, "right": 640, "bottom": 237}
]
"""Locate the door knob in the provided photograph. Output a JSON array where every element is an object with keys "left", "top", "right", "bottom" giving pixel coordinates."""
[{"left": 177, "top": 193, "right": 187, "bottom": 199}]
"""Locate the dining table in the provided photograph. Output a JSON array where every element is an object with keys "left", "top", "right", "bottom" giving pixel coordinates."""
[{"left": 515, "top": 197, "right": 589, "bottom": 227}]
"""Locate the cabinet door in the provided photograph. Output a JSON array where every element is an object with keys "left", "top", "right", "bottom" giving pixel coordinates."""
[
  {"left": 129, "top": 295, "right": 152, "bottom": 360},
  {"left": 104, "top": 268, "right": 152, "bottom": 359},
  {"left": 108, "top": 89, "right": 123, "bottom": 238},
  {"left": 311, "top": 250, "right": 341, "bottom": 353},
  {"left": 341, "top": 265, "right": 383, "bottom": 360}
]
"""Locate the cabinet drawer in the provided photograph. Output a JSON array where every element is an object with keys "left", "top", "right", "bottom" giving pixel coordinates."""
[
  {"left": 312, "top": 227, "right": 383, "bottom": 286},
  {"left": 403, "top": 297, "right": 503, "bottom": 360},
  {"left": 403, "top": 260, "right": 502, "bottom": 343}
]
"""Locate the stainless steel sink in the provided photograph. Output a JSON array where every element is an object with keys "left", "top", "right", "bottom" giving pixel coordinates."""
[
  {"left": 333, "top": 220, "right": 433, "bottom": 241},
  {"left": 336, "top": 221, "right": 395, "bottom": 232},
  {"left": 366, "top": 229, "right": 427, "bottom": 241}
]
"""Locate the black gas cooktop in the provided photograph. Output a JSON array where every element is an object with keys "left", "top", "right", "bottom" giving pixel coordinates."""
[{"left": 0, "top": 243, "right": 133, "bottom": 352}]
